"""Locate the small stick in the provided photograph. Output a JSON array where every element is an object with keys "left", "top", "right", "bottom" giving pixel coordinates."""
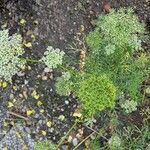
[
  {"left": 57, "top": 120, "right": 78, "bottom": 149},
  {"left": 84, "top": 125, "right": 108, "bottom": 141},
  {"left": 73, "top": 131, "right": 96, "bottom": 150},
  {"left": 8, "top": 111, "right": 29, "bottom": 121},
  {"left": 142, "top": 79, "right": 148, "bottom": 102}
]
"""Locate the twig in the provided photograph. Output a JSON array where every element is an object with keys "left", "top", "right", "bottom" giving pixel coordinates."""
[
  {"left": 8, "top": 111, "right": 29, "bottom": 121},
  {"left": 57, "top": 120, "right": 78, "bottom": 149},
  {"left": 84, "top": 125, "right": 108, "bottom": 141},
  {"left": 142, "top": 79, "right": 147, "bottom": 102},
  {"left": 73, "top": 131, "right": 96, "bottom": 150}
]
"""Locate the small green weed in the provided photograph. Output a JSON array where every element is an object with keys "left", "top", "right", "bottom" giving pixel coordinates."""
[
  {"left": 86, "top": 8, "right": 149, "bottom": 103},
  {"left": 0, "top": 29, "right": 25, "bottom": 81},
  {"left": 77, "top": 74, "right": 116, "bottom": 117},
  {"left": 34, "top": 141, "right": 57, "bottom": 150}
]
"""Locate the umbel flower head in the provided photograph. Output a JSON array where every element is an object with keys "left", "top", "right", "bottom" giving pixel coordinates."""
[
  {"left": 40, "top": 46, "right": 65, "bottom": 69},
  {"left": 0, "top": 29, "right": 25, "bottom": 81}
]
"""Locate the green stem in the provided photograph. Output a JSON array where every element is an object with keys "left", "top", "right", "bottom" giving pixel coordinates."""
[
  {"left": 57, "top": 120, "right": 78, "bottom": 148},
  {"left": 20, "top": 57, "right": 40, "bottom": 63},
  {"left": 73, "top": 131, "right": 96, "bottom": 150}
]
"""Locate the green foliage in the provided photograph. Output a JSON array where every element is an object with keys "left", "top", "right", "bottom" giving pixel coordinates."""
[
  {"left": 40, "top": 46, "right": 65, "bottom": 69},
  {"left": 53, "top": 8, "right": 149, "bottom": 117},
  {"left": 87, "top": 8, "right": 145, "bottom": 54},
  {"left": 115, "top": 123, "right": 150, "bottom": 150},
  {"left": 90, "top": 139, "right": 101, "bottom": 150},
  {"left": 0, "top": 29, "right": 25, "bottom": 81},
  {"left": 108, "top": 134, "right": 122, "bottom": 150},
  {"left": 77, "top": 74, "right": 116, "bottom": 117},
  {"left": 34, "top": 141, "right": 57, "bottom": 150},
  {"left": 85, "top": 8, "right": 149, "bottom": 102},
  {"left": 116, "top": 54, "right": 149, "bottom": 101},
  {"left": 55, "top": 72, "right": 73, "bottom": 96},
  {"left": 120, "top": 100, "right": 138, "bottom": 114}
]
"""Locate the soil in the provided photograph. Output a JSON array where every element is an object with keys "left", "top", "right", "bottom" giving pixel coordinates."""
[{"left": 0, "top": 0, "right": 149, "bottom": 149}]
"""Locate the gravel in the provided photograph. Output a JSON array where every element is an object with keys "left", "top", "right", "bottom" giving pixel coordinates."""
[
  {"left": 0, "top": 106, "right": 7, "bottom": 140},
  {"left": 0, "top": 124, "right": 34, "bottom": 150}
]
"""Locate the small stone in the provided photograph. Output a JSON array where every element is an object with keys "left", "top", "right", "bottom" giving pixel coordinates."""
[
  {"left": 25, "top": 127, "right": 31, "bottom": 134},
  {"left": 19, "top": 94, "right": 23, "bottom": 98},
  {"left": 37, "top": 75, "right": 41, "bottom": 78},
  {"left": 49, "top": 73, "right": 53, "bottom": 79},
  {"left": 65, "top": 100, "right": 69, "bottom": 105},
  {"left": 28, "top": 66, "right": 31, "bottom": 70},
  {"left": 61, "top": 108, "right": 64, "bottom": 111},
  {"left": 23, "top": 91, "right": 28, "bottom": 99},
  {"left": 48, "top": 128, "right": 54, "bottom": 133},
  {"left": 44, "top": 67, "right": 52, "bottom": 73},
  {"left": 72, "top": 138, "right": 79, "bottom": 146},
  {"left": 34, "top": 20, "right": 38, "bottom": 25},
  {"left": 38, "top": 120, "right": 43, "bottom": 125},
  {"left": 61, "top": 145, "right": 68, "bottom": 150},
  {"left": 34, "top": 114, "right": 39, "bottom": 119},
  {"left": 76, "top": 133, "right": 82, "bottom": 139},
  {"left": 68, "top": 136, "right": 73, "bottom": 143},
  {"left": 24, "top": 80, "right": 28, "bottom": 85},
  {"left": 42, "top": 76, "right": 48, "bottom": 80},
  {"left": 40, "top": 109, "right": 44, "bottom": 113},
  {"left": 17, "top": 72, "right": 25, "bottom": 77}
]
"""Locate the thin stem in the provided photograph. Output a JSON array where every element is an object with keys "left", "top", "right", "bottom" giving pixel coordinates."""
[
  {"left": 73, "top": 131, "right": 96, "bottom": 150},
  {"left": 20, "top": 57, "right": 40, "bottom": 63},
  {"left": 57, "top": 120, "right": 78, "bottom": 148},
  {"left": 8, "top": 111, "right": 30, "bottom": 121},
  {"left": 84, "top": 125, "right": 108, "bottom": 141}
]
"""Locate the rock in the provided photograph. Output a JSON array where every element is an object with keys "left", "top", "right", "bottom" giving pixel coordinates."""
[
  {"left": 65, "top": 100, "right": 69, "bottom": 105},
  {"left": 61, "top": 145, "right": 68, "bottom": 150},
  {"left": 25, "top": 127, "right": 31, "bottom": 134},
  {"left": 48, "top": 128, "right": 54, "bottom": 133},
  {"left": 42, "top": 76, "right": 48, "bottom": 80},
  {"left": 17, "top": 72, "right": 25, "bottom": 77},
  {"left": 44, "top": 67, "right": 52, "bottom": 73},
  {"left": 72, "top": 138, "right": 79, "bottom": 146},
  {"left": 24, "top": 80, "right": 28, "bottom": 85},
  {"left": 68, "top": 136, "right": 72, "bottom": 143},
  {"left": 34, "top": 114, "right": 39, "bottom": 119},
  {"left": 23, "top": 90, "right": 28, "bottom": 99},
  {"left": 38, "top": 120, "right": 43, "bottom": 125},
  {"left": 0, "top": 124, "right": 34, "bottom": 150}
]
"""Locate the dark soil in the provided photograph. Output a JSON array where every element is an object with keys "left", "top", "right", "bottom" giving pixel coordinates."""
[{"left": 0, "top": 0, "right": 149, "bottom": 149}]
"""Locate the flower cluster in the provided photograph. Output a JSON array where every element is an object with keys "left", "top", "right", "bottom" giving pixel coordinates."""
[
  {"left": 40, "top": 46, "right": 65, "bottom": 69},
  {"left": 0, "top": 29, "right": 25, "bottom": 81}
]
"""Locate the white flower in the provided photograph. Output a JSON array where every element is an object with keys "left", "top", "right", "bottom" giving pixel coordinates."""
[{"left": 41, "top": 46, "right": 65, "bottom": 69}]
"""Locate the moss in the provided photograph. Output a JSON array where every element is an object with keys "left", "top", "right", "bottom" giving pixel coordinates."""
[{"left": 77, "top": 74, "right": 117, "bottom": 117}]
